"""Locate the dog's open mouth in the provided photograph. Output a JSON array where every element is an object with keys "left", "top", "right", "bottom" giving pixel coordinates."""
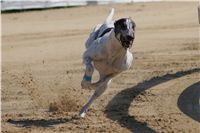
[{"left": 120, "top": 36, "right": 133, "bottom": 49}]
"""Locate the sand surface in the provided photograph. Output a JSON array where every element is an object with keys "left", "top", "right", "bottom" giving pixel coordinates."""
[{"left": 2, "top": 2, "right": 200, "bottom": 133}]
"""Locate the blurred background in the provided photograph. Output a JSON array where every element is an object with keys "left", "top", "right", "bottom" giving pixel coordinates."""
[{"left": 1, "top": 0, "right": 196, "bottom": 11}]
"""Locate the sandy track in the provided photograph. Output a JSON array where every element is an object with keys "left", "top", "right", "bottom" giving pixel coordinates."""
[
  {"left": 106, "top": 69, "right": 200, "bottom": 133},
  {"left": 2, "top": 2, "right": 200, "bottom": 133}
]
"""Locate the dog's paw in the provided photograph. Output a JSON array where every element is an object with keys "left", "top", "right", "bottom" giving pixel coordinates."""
[
  {"left": 79, "top": 107, "right": 87, "bottom": 118},
  {"left": 79, "top": 112, "right": 86, "bottom": 118},
  {"left": 81, "top": 80, "right": 92, "bottom": 90}
]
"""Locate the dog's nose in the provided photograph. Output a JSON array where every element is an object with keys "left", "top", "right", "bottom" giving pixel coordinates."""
[{"left": 126, "top": 35, "right": 134, "bottom": 41}]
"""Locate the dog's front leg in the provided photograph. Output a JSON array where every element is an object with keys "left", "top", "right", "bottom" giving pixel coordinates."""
[
  {"left": 79, "top": 85, "right": 107, "bottom": 117},
  {"left": 81, "top": 57, "right": 94, "bottom": 89},
  {"left": 81, "top": 45, "right": 106, "bottom": 89},
  {"left": 79, "top": 78, "right": 111, "bottom": 117},
  {"left": 79, "top": 73, "right": 118, "bottom": 117}
]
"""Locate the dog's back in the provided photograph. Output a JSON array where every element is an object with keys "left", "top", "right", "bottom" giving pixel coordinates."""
[{"left": 85, "top": 8, "right": 115, "bottom": 48}]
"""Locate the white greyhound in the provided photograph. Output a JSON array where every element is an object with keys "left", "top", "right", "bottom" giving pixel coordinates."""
[{"left": 80, "top": 8, "right": 136, "bottom": 117}]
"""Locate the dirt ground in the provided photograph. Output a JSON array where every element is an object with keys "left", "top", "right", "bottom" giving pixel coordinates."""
[{"left": 1, "top": 2, "right": 200, "bottom": 133}]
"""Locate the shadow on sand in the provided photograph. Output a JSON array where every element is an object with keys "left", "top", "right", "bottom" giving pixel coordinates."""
[
  {"left": 105, "top": 68, "right": 200, "bottom": 133},
  {"left": 7, "top": 117, "right": 76, "bottom": 128},
  {"left": 177, "top": 81, "right": 200, "bottom": 122}
]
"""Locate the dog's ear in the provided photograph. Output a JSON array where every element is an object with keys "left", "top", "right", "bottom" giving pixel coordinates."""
[
  {"left": 114, "top": 19, "right": 120, "bottom": 28},
  {"left": 114, "top": 18, "right": 126, "bottom": 27},
  {"left": 128, "top": 18, "right": 136, "bottom": 31},
  {"left": 114, "top": 19, "right": 122, "bottom": 34},
  {"left": 130, "top": 18, "right": 136, "bottom": 28},
  {"left": 114, "top": 18, "right": 126, "bottom": 33}
]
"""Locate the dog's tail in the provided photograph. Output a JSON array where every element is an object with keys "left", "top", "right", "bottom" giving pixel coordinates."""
[
  {"left": 104, "top": 8, "right": 115, "bottom": 24},
  {"left": 85, "top": 8, "right": 115, "bottom": 47}
]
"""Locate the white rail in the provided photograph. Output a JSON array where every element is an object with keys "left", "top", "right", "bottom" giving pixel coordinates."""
[{"left": 1, "top": 0, "right": 161, "bottom": 11}]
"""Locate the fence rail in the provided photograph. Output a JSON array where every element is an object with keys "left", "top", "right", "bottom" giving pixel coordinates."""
[{"left": 1, "top": 0, "right": 161, "bottom": 11}]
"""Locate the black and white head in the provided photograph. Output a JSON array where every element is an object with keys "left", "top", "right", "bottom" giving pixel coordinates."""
[{"left": 114, "top": 18, "right": 136, "bottom": 49}]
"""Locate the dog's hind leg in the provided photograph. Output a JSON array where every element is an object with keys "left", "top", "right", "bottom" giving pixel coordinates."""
[
  {"left": 79, "top": 76, "right": 112, "bottom": 117},
  {"left": 85, "top": 24, "right": 102, "bottom": 48}
]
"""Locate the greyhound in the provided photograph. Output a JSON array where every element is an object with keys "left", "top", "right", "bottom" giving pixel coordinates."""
[{"left": 79, "top": 8, "right": 136, "bottom": 117}]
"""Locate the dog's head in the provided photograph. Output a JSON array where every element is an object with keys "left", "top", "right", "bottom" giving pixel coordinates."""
[{"left": 114, "top": 18, "right": 136, "bottom": 49}]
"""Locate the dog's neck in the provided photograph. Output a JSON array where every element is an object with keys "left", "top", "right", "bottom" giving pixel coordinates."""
[
  {"left": 106, "top": 29, "right": 128, "bottom": 61},
  {"left": 110, "top": 29, "right": 127, "bottom": 52}
]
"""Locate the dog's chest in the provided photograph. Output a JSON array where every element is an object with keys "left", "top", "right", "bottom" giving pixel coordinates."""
[{"left": 94, "top": 50, "right": 133, "bottom": 75}]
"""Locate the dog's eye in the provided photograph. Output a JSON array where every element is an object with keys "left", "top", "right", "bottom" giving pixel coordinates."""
[{"left": 121, "top": 24, "right": 127, "bottom": 30}]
